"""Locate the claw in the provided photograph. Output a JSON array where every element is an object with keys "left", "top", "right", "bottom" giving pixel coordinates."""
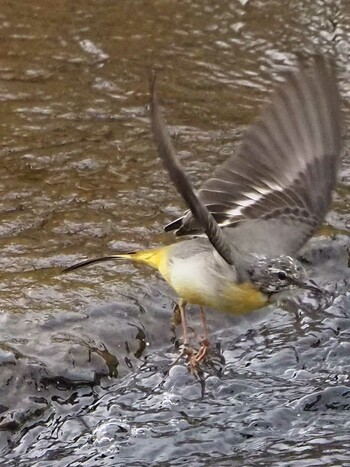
[{"left": 172, "top": 302, "right": 211, "bottom": 374}]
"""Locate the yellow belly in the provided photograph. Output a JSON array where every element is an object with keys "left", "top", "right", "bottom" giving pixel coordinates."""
[
  {"left": 165, "top": 254, "right": 268, "bottom": 315},
  {"left": 175, "top": 282, "right": 267, "bottom": 315},
  {"left": 218, "top": 282, "right": 268, "bottom": 314},
  {"left": 127, "top": 245, "right": 268, "bottom": 315}
]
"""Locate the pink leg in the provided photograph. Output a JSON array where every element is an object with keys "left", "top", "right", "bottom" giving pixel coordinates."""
[
  {"left": 190, "top": 306, "right": 210, "bottom": 365},
  {"left": 173, "top": 302, "right": 210, "bottom": 374},
  {"left": 178, "top": 298, "right": 189, "bottom": 345},
  {"left": 199, "top": 306, "right": 209, "bottom": 344}
]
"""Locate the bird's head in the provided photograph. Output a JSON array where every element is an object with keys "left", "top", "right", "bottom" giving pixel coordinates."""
[{"left": 248, "top": 255, "right": 322, "bottom": 296}]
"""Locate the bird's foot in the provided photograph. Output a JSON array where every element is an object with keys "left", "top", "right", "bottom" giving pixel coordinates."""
[
  {"left": 193, "top": 338, "right": 210, "bottom": 363},
  {"left": 178, "top": 339, "right": 210, "bottom": 374}
]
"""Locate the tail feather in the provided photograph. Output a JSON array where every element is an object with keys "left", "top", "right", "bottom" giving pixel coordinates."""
[{"left": 63, "top": 247, "right": 169, "bottom": 274}]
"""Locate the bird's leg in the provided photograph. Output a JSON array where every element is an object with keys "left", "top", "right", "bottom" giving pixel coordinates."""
[
  {"left": 173, "top": 301, "right": 209, "bottom": 374},
  {"left": 178, "top": 298, "right": 189, "bottom": 347},
  {"left": 174, "top": 299, "right": 199, "bottom": 371},
  {"left": 192, "top": 306, "right": 210, "bottom": 364},
  {"left": 172, "top": 302, "right": 182, "bottom": 326},
  {"left": 200, "top": 305, "right": 209, "bottom": 344}
]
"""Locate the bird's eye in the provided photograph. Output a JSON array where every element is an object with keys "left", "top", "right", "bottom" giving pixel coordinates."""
[{"left": 278, "top": 271, "right": 287, "bottom": 280}]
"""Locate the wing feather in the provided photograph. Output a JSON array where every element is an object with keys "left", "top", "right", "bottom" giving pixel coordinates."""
[{"left": 166, "top": 56, "right": 342, "bottom": 254}]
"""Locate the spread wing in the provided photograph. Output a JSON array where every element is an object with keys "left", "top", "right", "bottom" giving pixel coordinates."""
[{"left": 165, "top": 56, "right": 342, "bottom": 255}]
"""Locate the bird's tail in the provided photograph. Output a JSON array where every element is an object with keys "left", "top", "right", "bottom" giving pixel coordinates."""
[{"left": 63, "top": 247, "right": 170, "bottom": 274}]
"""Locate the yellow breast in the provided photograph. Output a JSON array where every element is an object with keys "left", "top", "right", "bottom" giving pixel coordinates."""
[
  {"left": 171, "top": 280, "right": 267, "bottom": 315},
  {"left": 219, "top": 282, "right": 268, "bottom": 315},
  {"left": 128, "top": 245, "right": 268, "bottom": 315},
  {"left": 165, "top": 252, "right": 268, "bottom": 315}
]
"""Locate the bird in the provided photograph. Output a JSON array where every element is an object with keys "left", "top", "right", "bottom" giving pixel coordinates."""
[{"left": 64, "top": 55, "right": 342, "bottom": 370}]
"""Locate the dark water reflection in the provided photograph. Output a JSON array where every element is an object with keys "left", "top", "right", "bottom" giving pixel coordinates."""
[{"left": 0, "top": 0, "right": 349, "bottom": 465}]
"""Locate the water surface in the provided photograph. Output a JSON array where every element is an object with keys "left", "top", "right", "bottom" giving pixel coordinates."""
[{"left": 0, "top": 0, "right": 349, "bottom": 465}]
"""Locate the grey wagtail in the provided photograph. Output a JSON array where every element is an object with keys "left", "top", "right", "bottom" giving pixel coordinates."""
[{"left": 64, "top": 56, "right": 342, "bottom": 368}]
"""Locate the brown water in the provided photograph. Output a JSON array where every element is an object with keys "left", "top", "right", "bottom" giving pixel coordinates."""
[{"left": 0, "top": 0, "right": 350, "bottom": 465}]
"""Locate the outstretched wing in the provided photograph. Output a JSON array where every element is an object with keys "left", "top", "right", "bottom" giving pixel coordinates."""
[
  {"left": 150, "top": 72, "right": 239, "bottom": 266},
  {"left": 165, "top": 56, "right": 342, "bottom": 255}
]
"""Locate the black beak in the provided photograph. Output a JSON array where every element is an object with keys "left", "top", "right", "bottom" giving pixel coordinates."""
[{"left": 292, "top": 278, "right": 323, "bottom": 295}]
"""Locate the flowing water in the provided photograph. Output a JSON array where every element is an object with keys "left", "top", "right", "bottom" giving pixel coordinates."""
[{"left": 0, "top": 0, "right": 350, "bottom": 465}]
